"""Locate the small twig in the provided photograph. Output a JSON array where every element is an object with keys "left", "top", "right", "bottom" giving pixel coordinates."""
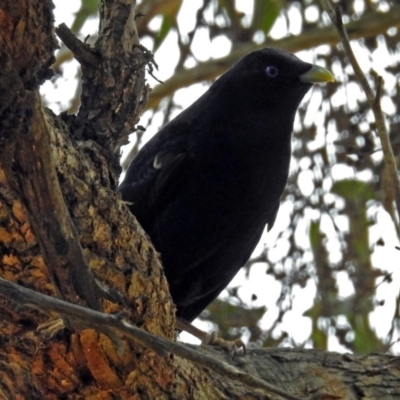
[
  {"left": 372, "top": 78, "right": 400, "bottom": 218},
  {"left": 0, "top": 278, "right": 308, "bottom": 400},
  {"left": 55, "top": 23, "right": 100, "bottom": 67},
  {"left": 321, "top": 0, "right": 400, "bottom": 228},
  {"left": 176, "top": 317, "right": 246, "bottom": 357},
  {"left": 133, "top": 44, "right": 163, "bottom": 83}
]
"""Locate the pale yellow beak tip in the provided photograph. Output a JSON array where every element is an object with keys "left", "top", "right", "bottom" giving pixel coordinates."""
[{"left": 300, "top": 64, "right": 335, "bottom": 84}]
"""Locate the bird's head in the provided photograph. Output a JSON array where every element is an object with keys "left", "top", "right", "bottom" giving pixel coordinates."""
[{"left": 212, "top": 48, "right": 334, "bottom": 122}]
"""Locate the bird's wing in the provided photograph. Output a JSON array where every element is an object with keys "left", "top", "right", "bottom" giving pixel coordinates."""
[
  {"left": 148, "top": 151, "right": 189, "bottom": 213},
  {"left": 119, "top": 120, "right": 191, "bottom": 224}
]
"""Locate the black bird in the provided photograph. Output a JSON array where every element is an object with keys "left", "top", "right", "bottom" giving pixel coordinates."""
[{"left": 120, "top": 48, "right": 333, "bottom": 322}]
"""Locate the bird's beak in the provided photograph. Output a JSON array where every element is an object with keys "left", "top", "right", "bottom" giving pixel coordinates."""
[{"left": 300, "top": 64, "right": 335, "bottom": 83}]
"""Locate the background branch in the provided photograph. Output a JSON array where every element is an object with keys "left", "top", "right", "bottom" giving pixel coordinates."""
[
  {"left": 320, "top": 0, "right": 400, "bottom": 228},
  {"left": 145, "top": 5, "right": 400, "bottom": 111}
]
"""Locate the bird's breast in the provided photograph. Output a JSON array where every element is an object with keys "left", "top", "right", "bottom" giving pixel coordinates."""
[{"left": 192, "top": 135, "right": 291, "bottom": 211}]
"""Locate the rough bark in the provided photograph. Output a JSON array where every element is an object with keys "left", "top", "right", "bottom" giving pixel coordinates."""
[{"left": 0, "top": 0, "right": 399, "bottom": 399}]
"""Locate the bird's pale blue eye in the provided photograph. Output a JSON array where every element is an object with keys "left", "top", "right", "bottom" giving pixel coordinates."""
[{"left": 266, "top": 66, "right": 279, "bottom": 78}]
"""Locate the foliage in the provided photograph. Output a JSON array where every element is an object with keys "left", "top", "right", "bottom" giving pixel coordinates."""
[{"left": 46, "top": 0, "right": 400, "bottom": 354}]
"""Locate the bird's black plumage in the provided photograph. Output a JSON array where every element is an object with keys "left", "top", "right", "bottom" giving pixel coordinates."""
[{"left": 119, "top": 48, "right": 333, "bottom": 322}]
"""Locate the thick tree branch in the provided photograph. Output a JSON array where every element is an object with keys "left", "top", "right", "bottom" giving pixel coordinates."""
[
  {"left": 0, "top": 278, "right": 307, "bottom": 400},
  {"left": 59, "top": 0, "right": 149, "bottom": 166},
  {"left": 2, "top": 277, "right": 400, "bottom": 399},
  {"left": 0, "top": 0, "right": 100, "bottom": 309}
]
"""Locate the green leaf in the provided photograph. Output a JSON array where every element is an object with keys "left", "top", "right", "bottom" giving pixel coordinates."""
[
  {"left": 251, "top": 0, "right": 284, "bottom": 36},
  {"left": 71, "top": 0, "right": 98, "bottom": 34},
  {"left": 309, "top": 219, "right": 321, "bottom": 253},
  {"left": 331, "top": 179, "right": 374, "bottom": 203},
  {"left": 154, "top": 16, "right": 173, "bottom": 51},
  {"left": 152, "top": 0, "right": 183, "bottom": 51}
]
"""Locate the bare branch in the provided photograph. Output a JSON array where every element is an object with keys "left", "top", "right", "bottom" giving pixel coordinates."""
[
  {"left": 321, "top": 0, "right": 400, "bottom": 228},
  {"left": 55, "top": 23, "right": 100, "bottom": 67}
]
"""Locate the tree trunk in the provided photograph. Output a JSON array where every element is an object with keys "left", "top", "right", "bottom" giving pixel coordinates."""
[{"left": 0, "top": 1, "right": 398, "bottom": 399}]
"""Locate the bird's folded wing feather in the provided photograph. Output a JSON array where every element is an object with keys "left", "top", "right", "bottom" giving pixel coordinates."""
[{"left": 119, "top": 121, "right": 191, "bottom": 223}]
